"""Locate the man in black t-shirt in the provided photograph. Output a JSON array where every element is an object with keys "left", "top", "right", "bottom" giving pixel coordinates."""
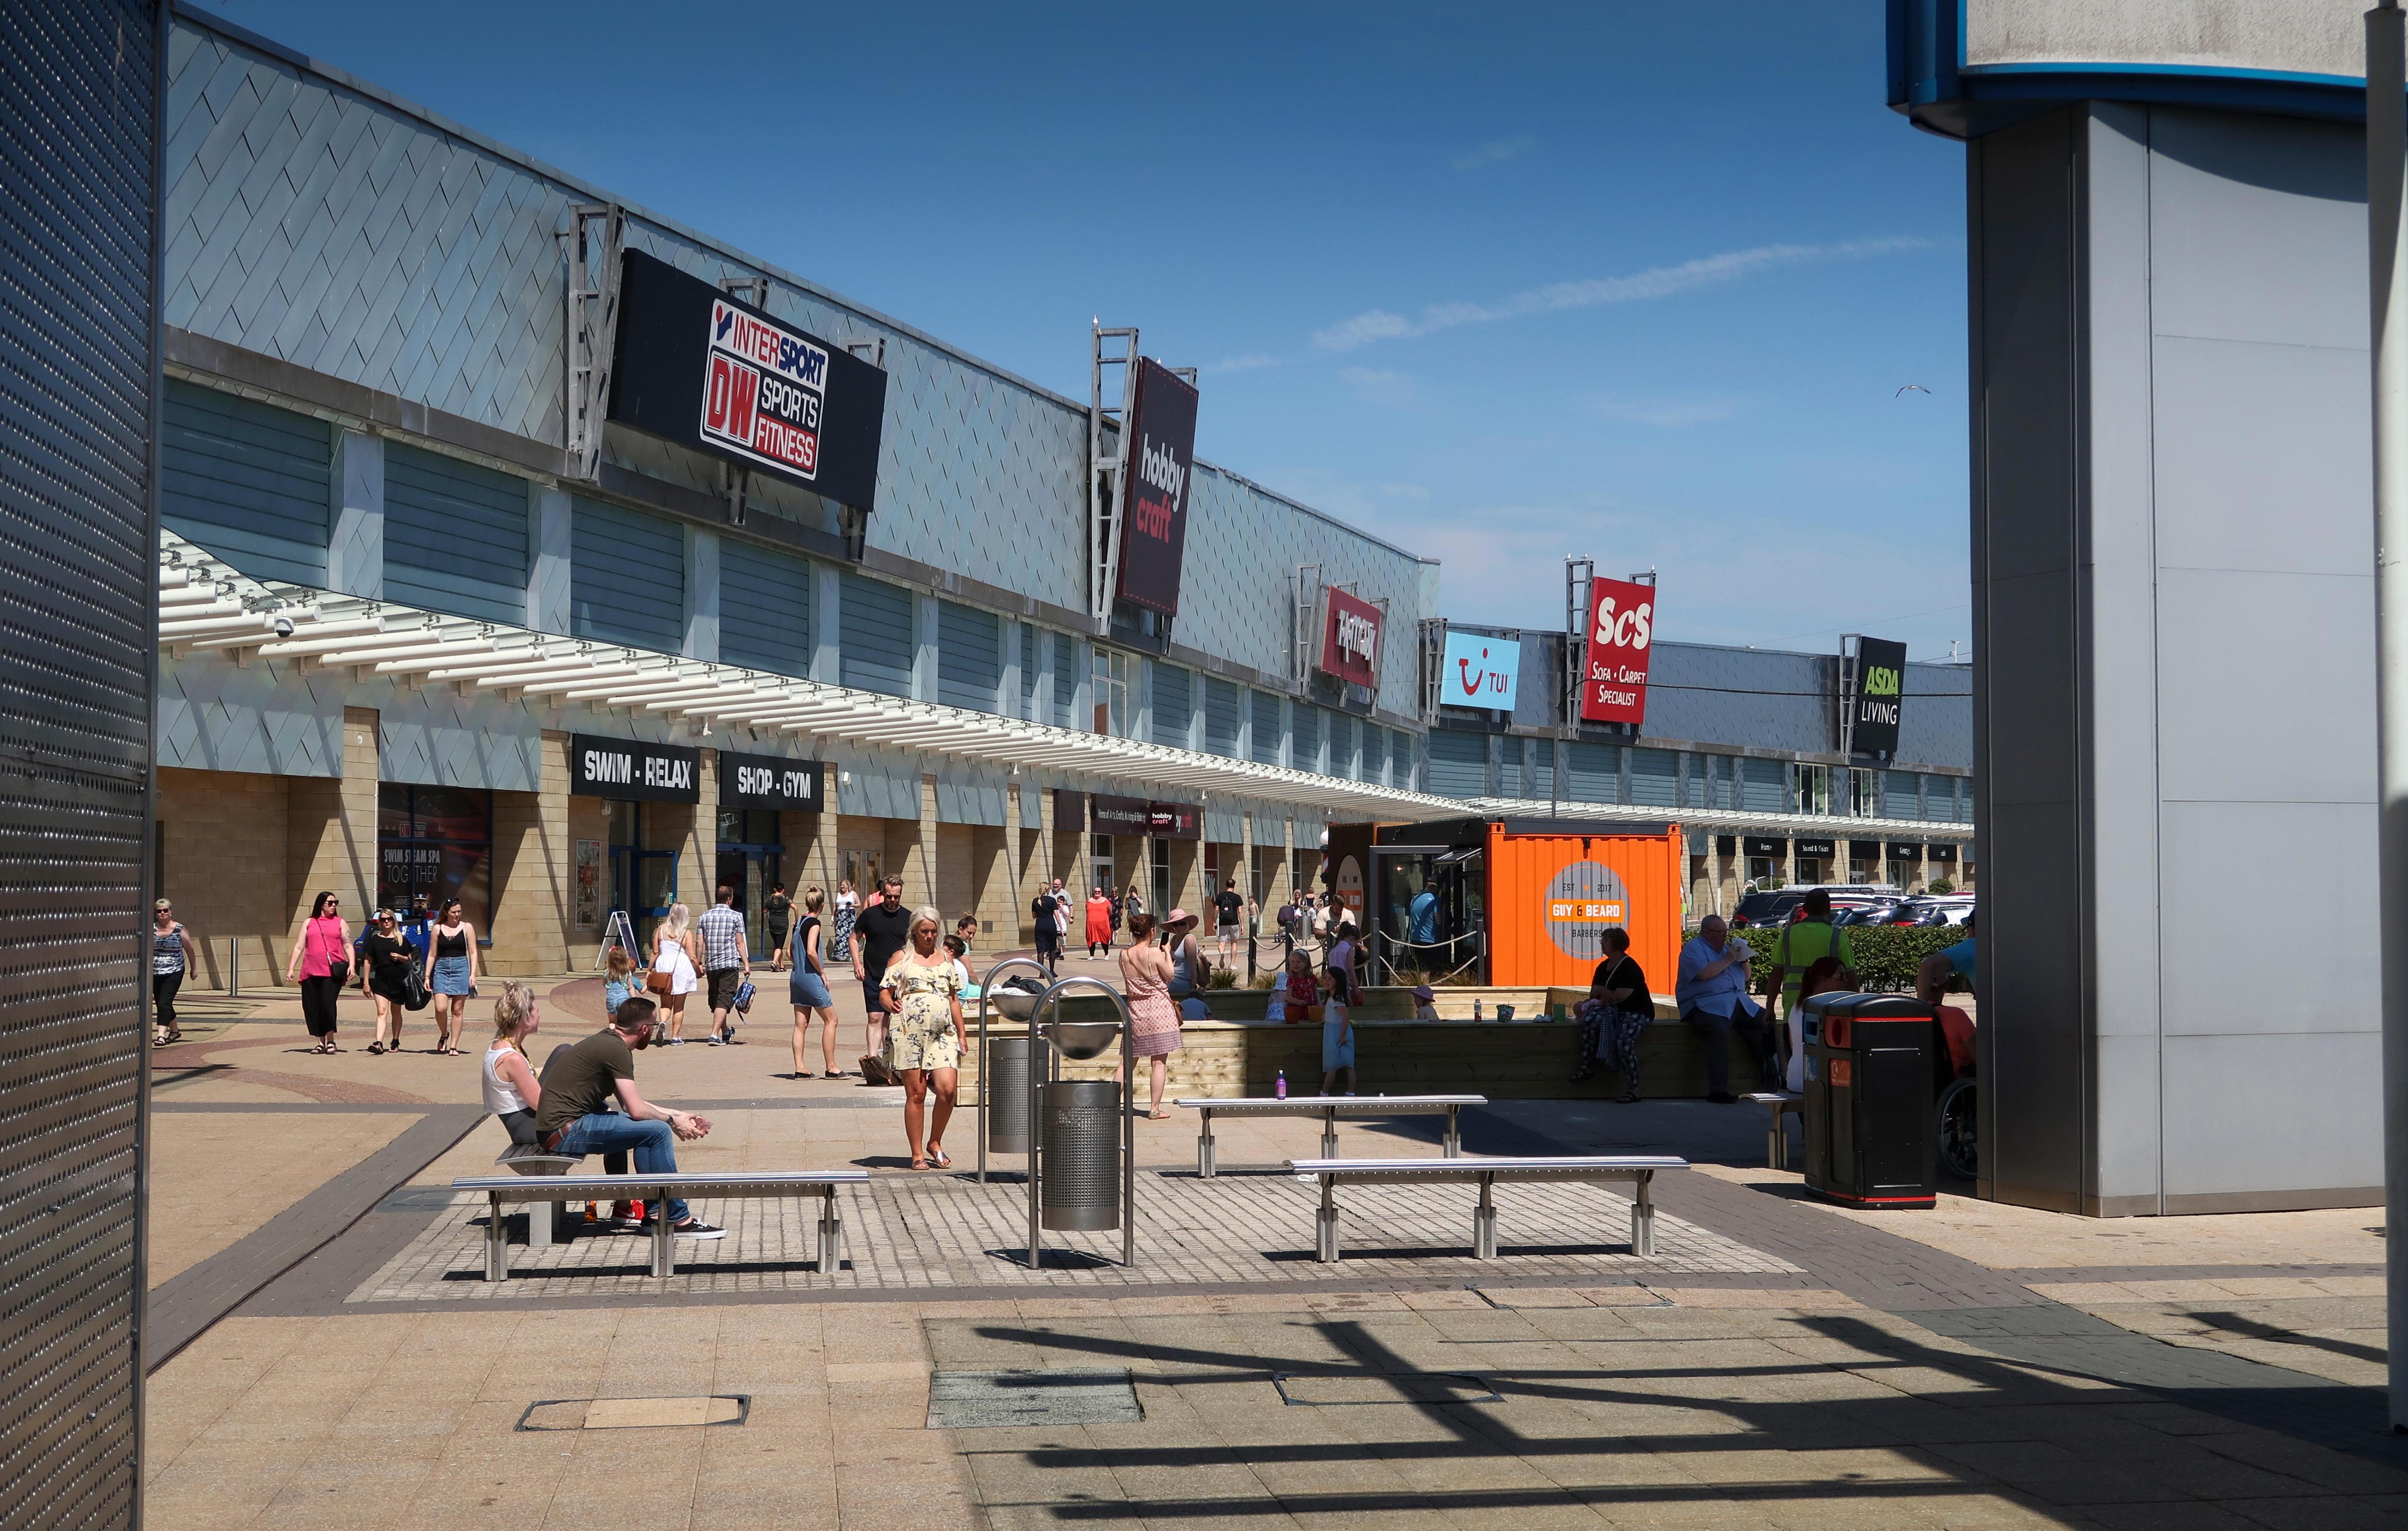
[
  {"left": 1213, "top": 879, "right": 1246, "bottom": 968},
  {"left": 850, "top": 877, "right": 914, "bottom": 1056}
]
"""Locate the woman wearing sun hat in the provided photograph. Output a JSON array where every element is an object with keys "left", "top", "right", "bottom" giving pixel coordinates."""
[{"left": 1163, "top": 908, "right": 1206, "bottom": 1004}]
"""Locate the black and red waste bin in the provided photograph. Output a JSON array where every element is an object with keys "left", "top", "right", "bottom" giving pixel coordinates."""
[{"left": 1799, "top": 993, "right": 1937, "bottom": 1209}]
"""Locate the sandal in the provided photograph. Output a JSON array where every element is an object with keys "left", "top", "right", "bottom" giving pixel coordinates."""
[
  {"left": 929, "top": 1147, "right": 951, "bottom": 1169},
  {"left": 910, "top": 1158, "right": 929, "bottom": 1171},
  {"left": 367, "top": 1042, "right": 384, "bottom": 1056}
]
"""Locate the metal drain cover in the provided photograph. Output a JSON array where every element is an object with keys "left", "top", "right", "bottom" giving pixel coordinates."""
[
  {"left": 1275, "top": 1372, "right": 1500, "bottom": 1406},
  {"left": 518, "top": 1395, "right": 748, "bottom": 1430},
  {"left": 928, "top": 1368, "right": 1142, "bottom": 1428}
]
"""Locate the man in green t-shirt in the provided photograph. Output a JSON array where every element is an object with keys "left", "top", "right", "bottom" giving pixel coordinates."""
[
  {"left": 536, "top": 997, "right": 722, "bottom": 1238},
  {"left": 1761, "top": 890, "right": 1855, "bottom": 1089}
]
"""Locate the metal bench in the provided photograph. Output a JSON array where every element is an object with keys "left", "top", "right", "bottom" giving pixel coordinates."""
[
  {"left": 1172, "top": 1094, "right": 1486, "bottom": 1176},
  {"left": 1743, "top": 1093, "right": 1801, "bottom": 1170},
  {"left": 451, "top": 1170, "right": 868, "bottom": 1281},
  {"left": 1285, "top": 1155, "right": 1687, "bottom": 1261},
  {"left": 493, "top": 1143, "right": 584, "bottom": 1248}
]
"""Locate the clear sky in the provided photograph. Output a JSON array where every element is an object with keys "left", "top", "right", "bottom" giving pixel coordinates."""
[{"left": 195, "top": 1, "right": 1971, "bottom": 659}]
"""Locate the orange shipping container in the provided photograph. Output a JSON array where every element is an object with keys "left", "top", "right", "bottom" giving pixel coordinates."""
[{"left": 1483, "top": 819, "right": 1686, "bottom": 990}]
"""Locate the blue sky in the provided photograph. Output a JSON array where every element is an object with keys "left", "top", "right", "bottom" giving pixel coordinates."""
[{"left": 198, "top": 1, "right": 1970, "bottom": 658}]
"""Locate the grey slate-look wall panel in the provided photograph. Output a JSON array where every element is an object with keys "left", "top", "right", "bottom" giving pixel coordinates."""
[
  {"left": 720, "top": 544, "right": 812, "bottom": 677},
  {"left": 1249, "top": 690, "right": 1282, "bottom": 766},
  {"left": 1567, "top": 742, "right": 1618, "bottom": 805},
  {"left": 1628, "top": 747, "right": 1677, "bottom": 808},
  {"left": 1426, "top": 730, "right": 1486, "bottom": 799},
  {"left": 1049, "top": 631, "right": 1076, "bottom": 728},
  {"left": 1149, "top": 662, "right": 1193, "bottom": 748},
  {"left": 161, "top": 377, "right": 329, "bottom": 584},
  {"left": 936, "top": 599, "right": 1003, "bottom": 713},
  {"left": 839, "top": 572, "right": 914, "bottom": 698},
  {"left": 383, "top": 441, "right": 528, "bottom": 623},
  {"left": 1203, "top": 676, "right": 1240, "bottom": 757},
  {"left": 571, "top": 496, "right": 682, "bottom": 651}
]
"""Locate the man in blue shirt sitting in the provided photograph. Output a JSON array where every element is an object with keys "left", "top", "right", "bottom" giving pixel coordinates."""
[{"left": 1675, "top": 915, "right": 1769, "bottom": 1103}]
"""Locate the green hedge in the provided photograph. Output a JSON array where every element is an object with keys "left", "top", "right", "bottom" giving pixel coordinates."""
[{"left": 1729, "top": 925, "right": 1965, "bottom": 994}]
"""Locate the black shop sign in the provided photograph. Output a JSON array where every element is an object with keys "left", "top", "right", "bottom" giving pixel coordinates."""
[
  {"left": 571, "top": 734, "right": 699, "bottom": 804},
  {"left": 719, "top": 751, "right": 822, "bottom": 812},
  {"left": 1887, "top": 842, "right": 1924, "bottom": 863},
  {"left": 1112, "top": 359, "right": 1200, "bottom": 616},
  {"left": 1742, "top": 836, "right": 1786, "bottom": 858},
  {"left": 608, "top": 250, "right": 888, "bottom": 510},
  {"left": 1926, "top": 843, "right": 1960, "bottom": 864},
  {"left": 1091, "top": 793, "right": 1199, "bottom": 840},
  {"left": 1847, "top": 636, "right": 1908, "bottom": 759},
  {"left": 1793, "top": 837, "right": 1837, "bottom": 860}
]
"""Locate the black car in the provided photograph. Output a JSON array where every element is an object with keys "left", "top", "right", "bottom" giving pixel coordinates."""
[{"left": 1730, "top": 891, "right": 1803, "bottom": 929}]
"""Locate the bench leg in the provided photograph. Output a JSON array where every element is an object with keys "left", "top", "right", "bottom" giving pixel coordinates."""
[
  {"left": 1632, "top": 1173, "right": 1657, "bottom": 1258},
  {"left": 1321, "top": 1109, "right": 1338, "bottom": 1161},
  {"left": 529, "top": 1198, "right": 553, "bottom": 1249},
  {"left": 818, "top": 1192, "right": 842, "bottom": 1275},
  {"left": 1316, "top": 1178, "right": 1339, "bottom": 1263},
  {"left": 1198, "top": 1115, "right": 1216, "bottom": 1179},
  {"left": 486, "top": 1192, "right": 507, "bottom": 1282},
  {"left": 651, "top": 1198, "right": 674, "bottom": 1279},
  {"left": 1444, "top": 1105, "right": 1461, "bottom": 1158},
  {"left": 1473, "top": 1176, "right": 1496, "bottom": 1260},
  {"left": 1767, "top": 1105, "right": 1784, "bottom": 1171}
]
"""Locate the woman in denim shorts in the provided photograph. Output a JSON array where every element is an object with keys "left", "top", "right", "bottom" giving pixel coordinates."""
[{"left": 788, "top": 886, "right": 840, "bottom": 1078}]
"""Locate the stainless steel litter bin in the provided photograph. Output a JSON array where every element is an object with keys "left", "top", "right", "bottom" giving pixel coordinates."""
[
  {"left": 987, "top": 1034, "right": 1031, "bottom": 1155},
  {"left": 1039, "top": 1079, "right": 1122, "bottom": 1231}
]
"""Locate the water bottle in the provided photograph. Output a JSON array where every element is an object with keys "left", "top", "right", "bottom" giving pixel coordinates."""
[
  {"left": 1473, "top": 998, "right": 1484, "bottom": 1022},
  {"left": 1274, "top": 1069, "right": 1287, "bottom": 1100}
]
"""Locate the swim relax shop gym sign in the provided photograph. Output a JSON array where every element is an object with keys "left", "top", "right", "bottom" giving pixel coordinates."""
[
  {"left": 571, "top": 735, "right": 700, "bottom": 804},
  {"left": 608, "top": 249, "right": 889, "bottom": 511}
]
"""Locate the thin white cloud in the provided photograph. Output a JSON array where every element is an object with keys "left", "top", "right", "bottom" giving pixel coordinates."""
[
  {"left": 1449, "top": 134, "right": 1537, "bottom": 171},
  {"left": 1335, "top": 366, "right": 1425, "bottom": 409},
  {"left": 1588, "top": 392, "right": 1742, "bottom": 428},
  {"left": 1205, "top": 352, "right": 1279, "bottom": 374},
  {"left": 1310, "top": 236, "right": 1935, "bottom": 352}
]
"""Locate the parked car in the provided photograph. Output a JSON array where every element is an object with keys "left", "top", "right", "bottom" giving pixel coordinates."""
[{"left": 1730, "top": 891, "right": 1802, "bottom": 929}]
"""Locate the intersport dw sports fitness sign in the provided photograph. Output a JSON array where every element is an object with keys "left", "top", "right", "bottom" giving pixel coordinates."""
[{"left": 609, "top": 249, "right": 888, "bottom": 511}]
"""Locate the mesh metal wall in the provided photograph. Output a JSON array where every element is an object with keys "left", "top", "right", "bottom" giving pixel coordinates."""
[{"left": 0, "top": 1, "right": 161, "bottom": 1526}]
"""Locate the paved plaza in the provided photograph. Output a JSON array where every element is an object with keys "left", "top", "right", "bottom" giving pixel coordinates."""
[{"left": 144, "top": 979, "right": 2408, "bottom": 1529}]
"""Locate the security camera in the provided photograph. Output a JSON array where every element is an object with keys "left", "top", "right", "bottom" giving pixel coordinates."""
[{"left": 272, "top": 616, "right": 295, "bottom": 637}]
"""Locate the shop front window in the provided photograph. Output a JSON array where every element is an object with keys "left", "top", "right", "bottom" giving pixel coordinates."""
[
  {"left": 1793, "top": 764, "right": 1832, "bottom": 816},
  {"left": 377, "top": 784, "right": 492, "bottom": 928},
  {"left": 1092, "top": 648, "right": 1130, "bottom": 737}
]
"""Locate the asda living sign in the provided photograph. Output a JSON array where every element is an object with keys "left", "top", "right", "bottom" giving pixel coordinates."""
[{"left": 1847, "top": 637, "right": 1908, "bottom": 758}]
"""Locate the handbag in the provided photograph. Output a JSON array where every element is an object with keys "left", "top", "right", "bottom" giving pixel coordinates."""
[
  {"left": 401, "top": 961, "right": 432, "bottom": 1012},
  {"left": 646, "top": 967, "right": 676, "bottom": 996},
  {"left": 733, "top": 978, "right": 756, "bottom": 1014}
]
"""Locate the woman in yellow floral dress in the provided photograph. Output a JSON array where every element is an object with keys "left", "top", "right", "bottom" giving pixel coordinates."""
[{"left": 880, "top": 906, "right": 964, "bottom": 1169}]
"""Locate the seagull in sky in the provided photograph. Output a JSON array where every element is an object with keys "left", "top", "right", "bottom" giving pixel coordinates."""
[{"left": 1896, "top": 384, "right": 1931, "bottom": 397}]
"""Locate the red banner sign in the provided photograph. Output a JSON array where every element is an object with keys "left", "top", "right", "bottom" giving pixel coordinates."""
[
  {"left": 1578, "top": 577, "right": 1657, "bottom": 725},
  {"left": 1317, "top": 587, "right": 1382, "bottom": 689}
]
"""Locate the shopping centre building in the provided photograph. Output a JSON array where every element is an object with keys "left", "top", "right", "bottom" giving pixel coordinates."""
[{"left": 154, "top": 9, "right": 1974, "bottom": 986}]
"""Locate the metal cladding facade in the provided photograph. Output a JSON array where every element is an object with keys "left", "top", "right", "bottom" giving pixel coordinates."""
[
  {"left": 0, "top": 0, "right": 162, "bottom": 1522},
  {"left": 158, "top": 12, "right": 1435, "bottom": 725}
]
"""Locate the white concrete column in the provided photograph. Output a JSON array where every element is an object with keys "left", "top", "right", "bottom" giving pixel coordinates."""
[
  {"left": 328, "top": 429, "right": 383, "bottom": 599},
  {"left": 527, "top": 484, "right": 572, "bottom": 634},
  {"left": 683, "top": 527, "right": 720, "bottom": 661}
]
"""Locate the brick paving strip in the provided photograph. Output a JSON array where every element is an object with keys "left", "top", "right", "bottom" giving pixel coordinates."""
[{"left": 144, "top": 1104, "right": 481, "bottom": 1371}]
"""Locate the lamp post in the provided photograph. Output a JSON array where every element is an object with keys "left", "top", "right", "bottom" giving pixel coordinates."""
[{"left": 2366, "top": 0, "right": 2408, "bottom": 1434}]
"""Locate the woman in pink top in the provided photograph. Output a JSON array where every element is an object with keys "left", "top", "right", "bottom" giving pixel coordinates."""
[{"left": 284, "top": 890, "right": 350, "bottom": 1054}]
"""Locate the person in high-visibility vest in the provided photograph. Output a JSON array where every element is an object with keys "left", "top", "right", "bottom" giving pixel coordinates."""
[{"left": 1762, "top": 889, "right": 1855, "bottom": 1092}]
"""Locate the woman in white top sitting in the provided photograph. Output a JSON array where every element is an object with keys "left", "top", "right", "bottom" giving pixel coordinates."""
[
  {"left": 483, "top": 981, "right": 543, "bottom": 1145},
  {"left": 653, "top": 903, "right": 700, "bottom": 1042}
]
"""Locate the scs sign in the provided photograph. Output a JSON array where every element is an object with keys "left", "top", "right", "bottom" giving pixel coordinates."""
[
  {"left": 702, "top": 300, "right": 828, "bottom": 479},
  {"left": 1578, "top": 576, "right": 1657, "bottom": 726},
  {"left": 1318, "top": 587, "right": 1383, "bottom": 689}
]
